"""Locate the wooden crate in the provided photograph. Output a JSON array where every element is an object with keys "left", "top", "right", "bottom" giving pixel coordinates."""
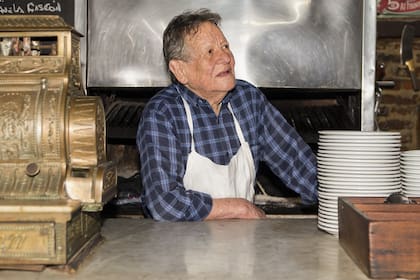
[{"left": 338, "top": 197, "right": 420, "bottom": 279}]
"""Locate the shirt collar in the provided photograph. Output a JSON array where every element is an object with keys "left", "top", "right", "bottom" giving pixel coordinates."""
[{"left": 174, "top": 82, "right": 234, "bottom": 107}]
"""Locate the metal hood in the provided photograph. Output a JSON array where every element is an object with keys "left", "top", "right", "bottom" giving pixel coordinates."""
[
  {"left": 85, "top": 0, "right": 377, "bottom": 130},
  {"left": 87, "top": 0, "right": 371, "bottom": 90}
]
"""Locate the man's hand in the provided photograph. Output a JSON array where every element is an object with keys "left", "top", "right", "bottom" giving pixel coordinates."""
[{"left": 205, "top": 198, "right": 266, "bottom": 220}]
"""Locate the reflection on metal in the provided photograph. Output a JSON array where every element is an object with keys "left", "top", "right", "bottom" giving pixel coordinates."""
[
  {"left": 87, "top": 0, "right": 364, "bottom": 90},
  {"left": 86, "top": 0, "right": 376, "bottom": 130},
  {"left": 360, "top": 0, "right": 377, "bottom": 131},
  {"left": 0, "top": 16, "right": 117, "bottom": 268}
]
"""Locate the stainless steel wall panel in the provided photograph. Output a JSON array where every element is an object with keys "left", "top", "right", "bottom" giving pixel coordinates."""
[{"left": 87, "top": 0, "right": 365, "bottom": 90}]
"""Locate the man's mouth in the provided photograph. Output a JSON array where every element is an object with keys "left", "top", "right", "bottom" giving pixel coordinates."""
[{"left": 216, "top": 69, "right": 231, "bottom": 77}]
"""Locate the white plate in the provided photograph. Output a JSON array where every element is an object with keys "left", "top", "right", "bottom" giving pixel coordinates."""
[
  {"left": 318, "top": 184, "right": 401, "bottom": 190},
  {"left": 318, "top": 145, "right": 400, "bottom": 151},
  {"left": 318, "top": 195, "right": 338, "bottom": 201},
  {"left": 317, "top": 162, "right": 399, "bottom": 171},
  {"left": 402, "top": 190, "right": 420, "bottom": 194},
  {"left": 401, "top": 173, "right": 420, "bottom": 178},
  {"left": 318, "top": 204, "right": 338, "bottom": 213},
  {"left": 318, "top": 212, "right": 338, "bottom": 220},
  {"left": 318, "top": 150, "right": 400, "bottom": 156},
  {"left": 319, "top": 135, "right": 401, "bottom": 141},
  {"left": 318, "top": 182, "right": 402, "bottom": 190},
  {"left": 401, "top": 155, "right": 420, "bottom": 162},
  {"left": 318, "top": 198, "right": 338, "bottom": 206},
  {"left": 318, "top": 211, "right": 338, "bottom": 219},
  {"left": 402, "top": 186, "right": 420, "bottom": 191},
  {"left": 401, "top": 157, "right": 420, "bottom": 160},
  {"left": 318, "top": 188, "right": 401, "bottom": 195},
  {"left": 318, "top": 224, "right": 338, "bottom": 234},
  {"left": 401, "top": 178, "right": 420, "bottom": 184},
  {"left": 318, "top": 217, "right": 338, "bottom": 226},
  {"left": 401, "top": 174, "right": 420, "bottom": 180},
  {"left": 400, "top": 166, "right": 420, "bottom": 173},
  {"left": 401, "top": 150, "right": 420, "bottom": 157},
  {"left": 318, "top": 214, "right": 338, "bottom": 222},
  {"left": 318, "top": 205, "right": 337, "bottom": 211},
  {"left": 317, "top": 225, "right": 338, "bottom": 235},
  {"left": 318, "top": 209, "right": 338, "bottom": 216},
  {"left": 318, "top": 216, "right": 338, "bottom": 227},
  {"left": 400, "top": 160, "right": 420, "bottom": 164},
  {"left": 401, "top": 186, "right": 420, "bottom": 191},
  {"left": 318, "top": 182, "right": 400, "bottom": 189},
  {"left": 318, "top": 141, "right": 400, "bottom": 147},
  {"left": 319, "top": 139, "right": 400, "bottom": 145},
  {"left": 401, "top": 162, "right": 420, "bottom": 167},
  {"left": 317, "top": 156, "right": 399, "bottom": 164},
  {"left": 318, "top": 191, "right": 395, "bottom": 199},
  {"left": 317, "top": 151, "right": 400, "bottom": 157},
  {"left": 317, "top": 172, "right": 400, "bottom": 180},
  {"left": 318, "top": 163, "right": 400, "bottom": 168},
  {"left": 317, "top": 170, "right": 400, "bottom": 178},
  {"left": 318, "top": 219, "right": 338, "bottom": 229},
  {"left": 318, "top": 198, "right": 338, "bottom": 207},
  {"left": 401, "top": 191, "right": 420, "bottom": 197},
  {"left": 319, "top": 195, "right": 395, "bottom": 203},
  {"left": 400, "top": 157, "right": 420, "bottom": 161},
  {"left": 318, "top": 190, "right": 400, "bottom": 198},
  {"left": 400, "top": 161, "right": 420, "bottom": 166},
  {"left": 318, "top": 174, "right": 400, "bottom": 182},
  {"left": 319, "top": 131, "right": 400, "bottom": 136},
  {"left": 319, "top": 130, "right": 400, "bottom": 136}
]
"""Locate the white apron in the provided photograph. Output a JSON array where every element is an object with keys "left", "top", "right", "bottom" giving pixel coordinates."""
[{"left": 181, "top": 97, "right": 255, "bottom": 201}]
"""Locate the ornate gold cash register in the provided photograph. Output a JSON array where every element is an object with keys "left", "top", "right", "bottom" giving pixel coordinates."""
[{"left": 0, "top": 15, "right": 117, "bottom": 270}]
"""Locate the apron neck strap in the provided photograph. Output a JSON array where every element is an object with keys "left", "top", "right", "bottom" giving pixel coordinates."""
[
  {"left": 227, "top": 103, "right": 246, "bottom": 144},
  {"left": 181, "top": 96, "right": 196, "bottom": 152},
  {"left": 181, "top": 96, "right": 247, "bottom": 153}
]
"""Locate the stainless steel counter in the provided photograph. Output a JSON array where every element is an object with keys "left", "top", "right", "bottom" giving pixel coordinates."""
[{"left": 0, "top": 217, "right": 370, "bottom": 280}]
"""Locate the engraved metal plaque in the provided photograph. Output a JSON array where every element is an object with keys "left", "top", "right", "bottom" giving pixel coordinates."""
[{"left": 0, "top": 223, "right": 55, "bottom": 259}]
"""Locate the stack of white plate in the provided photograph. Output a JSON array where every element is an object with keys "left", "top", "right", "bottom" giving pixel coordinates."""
[
  {"left": 401, "top": 150, "right": 420, "bottom": 197},
  {"left": 317, "top": 130, "right": 401, "bottom": 235}
]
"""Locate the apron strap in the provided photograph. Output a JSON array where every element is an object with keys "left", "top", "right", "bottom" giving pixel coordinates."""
[
  {"left": 227, "top": 103, "right": 246, "bottom": 144},
  {"left": 181, "top": 96, "right": 196, "bottom": 152},
  {"left": 181, "top": 96, "right": 247, "bottom": 151}
]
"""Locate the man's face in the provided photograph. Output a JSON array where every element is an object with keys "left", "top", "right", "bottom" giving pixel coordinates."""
[{"left": 170, "top": 22, "right": 236, "bottom": 100}]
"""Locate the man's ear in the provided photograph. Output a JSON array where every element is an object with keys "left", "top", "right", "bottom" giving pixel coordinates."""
[{"left": 169, "top": 60, "right": 188, "bottom": 84}]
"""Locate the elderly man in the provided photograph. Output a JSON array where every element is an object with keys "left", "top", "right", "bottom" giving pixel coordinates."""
[{"left": 137, "top": 8, "right": 318, "bottom": 221}]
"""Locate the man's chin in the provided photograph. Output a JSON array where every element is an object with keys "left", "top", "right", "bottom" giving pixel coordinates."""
[{"left": 220, "top": 77, "right": 236, "bottom": 91}]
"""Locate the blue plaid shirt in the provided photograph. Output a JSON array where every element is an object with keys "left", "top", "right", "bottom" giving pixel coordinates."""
[{"left": 137, "top": 80, "right": 318, "bottom": 221}]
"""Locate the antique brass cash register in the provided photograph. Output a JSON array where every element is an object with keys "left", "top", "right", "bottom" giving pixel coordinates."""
[{"left": 0, "top": 15, "right": 117, "bottom": 269}]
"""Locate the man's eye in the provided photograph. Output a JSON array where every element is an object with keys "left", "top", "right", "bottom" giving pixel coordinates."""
[
  {"left": 208, "top": 49, "right": 213, "bottom": 55},
  {"left": 223, "top": 44, "right": 229, "bottom": 49}
]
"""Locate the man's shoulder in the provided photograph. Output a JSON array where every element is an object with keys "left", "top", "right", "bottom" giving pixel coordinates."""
[
  {"left": 232, "top": 79, "right": 264, "bottom": 102},
  {"left": 235, "top": 79, "right": 258, "bottom": 90},
  {"left": 145, "top": 85, "right": 179, "bottom": 112}
]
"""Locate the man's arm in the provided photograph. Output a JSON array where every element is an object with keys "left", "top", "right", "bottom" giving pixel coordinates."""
[
  {"left": 258, "top": 95, "right": 318, "bottom": 205},
  {"left": 138, "top": 101, "right": 213, "bottom": 221},
  {"left": 205, "top": 198, "right": 266, "bottom": 220}
]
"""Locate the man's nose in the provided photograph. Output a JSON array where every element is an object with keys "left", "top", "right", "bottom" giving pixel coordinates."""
[{"left": 217, "top": 48, "right": 232, "bottom": 63}]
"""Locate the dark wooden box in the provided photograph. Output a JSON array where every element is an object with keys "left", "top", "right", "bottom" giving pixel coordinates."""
[{"left": 338, "top": 197, "right": 420, "bottom": 279}]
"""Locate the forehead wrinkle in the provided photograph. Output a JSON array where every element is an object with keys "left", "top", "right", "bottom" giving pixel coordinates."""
[
  {"left": 183, "top": 22, "right": 229, "bottom": 63},
  {"left": 188, "top": 24, "right": 226, "bottom": 48}
]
